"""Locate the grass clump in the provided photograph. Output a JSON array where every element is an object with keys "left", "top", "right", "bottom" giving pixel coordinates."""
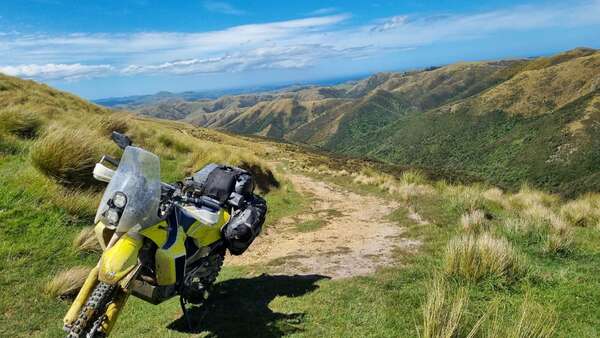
[
  {"left": 560, "top": 193, "right": 600, "bottom": 228},
  {"left": 30, "top": 127, "right": 104, "bottom": 187},
  {"left": 444, "top": 233, "right": 526, "bottom": 285},
  {"left": 543, "top": 224, "right": 574, "bottom": 255},
  {"left": 44, "top": 266, "right": 91, "bottom": 299},
  {"left": 461, "top": 209, "right": 488, "bottom": 233},
  {"left": 442, "top": 184, "right": 490, "bottom": 215},
  {"left": 399, "top": 169, "right": 427, "bottom": 185},
  {"left": 420, "top": 278, "right": 468, "bottom": 338},
  {"left": 507, "top": 298, "right": 557, "bottom": 338},
  {"left": 0, "top": 108, "right": 43, "bottom": 138},
  {"left": 0, "top": 131, "right": 24, "bottom": 154},
  {"left": 73, "top": 226, "right": 101, "bottom": 253},
  {"left": 482, "top": 298, "right": 557, "bottom": 338},
  {"left": 158, "top": 133, "right": 191, "bottom": 154},
  {"left": 185, "top": 145, "right": 279, "bottom": 193},
  {"left": 96, "top": 113, "right": 129, "bottom": 136}
]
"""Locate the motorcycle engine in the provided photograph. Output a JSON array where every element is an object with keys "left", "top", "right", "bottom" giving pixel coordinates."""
[{"left": 181, "top": 250, "right": 225, "bottom": 304}]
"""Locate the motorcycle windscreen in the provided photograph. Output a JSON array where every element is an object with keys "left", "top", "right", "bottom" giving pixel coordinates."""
[{"left": 95, "top": 146, "right": 161, "bottom": 232}]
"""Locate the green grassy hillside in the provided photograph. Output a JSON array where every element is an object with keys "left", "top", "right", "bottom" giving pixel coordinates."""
[
  {"left": 0, "top": 73, "right": 291, "bottom": 336},
  {"left": 2, "top": 74, "right": 600, "bottom": 338},
  {"left": 108, "top": 48, "right": 600, "bottom": 196},
  {"left": 329, "top": 51, "right": 600, "bottom": 197}
]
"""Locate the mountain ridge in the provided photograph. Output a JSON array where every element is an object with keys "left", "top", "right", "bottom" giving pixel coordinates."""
[{"left": 99, "top": 47, "right": 600, "bottom": 196}]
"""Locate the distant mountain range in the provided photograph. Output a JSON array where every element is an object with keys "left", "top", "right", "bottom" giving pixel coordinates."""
[
  {"left": 93, "top": 75, "right": 366, "bottom": 111},
  {"left": 98, "top": 48, "right": 600, "bottom": 196}
]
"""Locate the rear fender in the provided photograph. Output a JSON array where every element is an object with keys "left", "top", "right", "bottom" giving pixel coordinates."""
[{"left": 98, "top": 233, "right": 143, "bottom": 285}]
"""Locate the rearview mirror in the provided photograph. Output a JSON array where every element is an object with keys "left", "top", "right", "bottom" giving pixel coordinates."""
[{"left": 111, "top": 131, "right": 132, "bottom": 150}]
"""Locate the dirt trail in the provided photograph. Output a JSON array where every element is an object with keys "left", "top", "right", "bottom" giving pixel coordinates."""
[{"left": 226, "top": 172, "right": 420, "bottom": 279}]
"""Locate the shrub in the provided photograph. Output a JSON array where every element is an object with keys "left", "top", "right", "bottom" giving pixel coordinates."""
[
  {"left": 444, "top": 233, "right": 526, "bottom": 285},
  {"left": 0, "top": 108, "right": 43, "bottom": 138},
  {"left": 44, "top": 266, "right": 91, "bottom": 299},
  {"left": 31, "top": 127, "right": 103, "bottom": 187},
  {"left": 73, "top": 226, "right": 101, "bottom": 252},
  {"left": 420, "top": 278, "right": 468, "bottom": 338}
]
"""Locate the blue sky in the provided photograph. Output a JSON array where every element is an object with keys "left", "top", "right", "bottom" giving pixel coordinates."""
[{"left": 1, "top": 0, "right": 599, "bottom": 99}]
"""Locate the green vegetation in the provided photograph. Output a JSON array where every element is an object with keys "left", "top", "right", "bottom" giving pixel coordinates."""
[
  {"left": 1, "top": 49, "right": 600, "bottom": 338},
  {"left": 295, "top": 219, "right": 326, "bottom": 232},
  {"left": 123, "top": 48, "right": 600, "bottom": 197},
  {"left": 0, "top": 73, "right": 292, "bottom": 337},
  {"left": 30, "top": 127, "right": 109, "bottom": 187},
  {"left": 275, "top": 160, "right": 600, "bottom": 337}
]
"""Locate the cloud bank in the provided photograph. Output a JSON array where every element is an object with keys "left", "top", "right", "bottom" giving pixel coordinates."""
[{"left": 1, "top": 0, "right": 599, "bottom": 81}]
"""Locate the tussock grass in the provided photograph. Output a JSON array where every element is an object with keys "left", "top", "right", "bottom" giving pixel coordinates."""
[
  {"left": 444, "top": 233, "right": 526, "bottom": 284},
  {"left": 96, "top": 113, "right": 129, "bottom": 136},
  {"left": 158, "top": 133, "right": 191, "bottom": 153},
  {"left": 544, "top": 229, "right": 574, "bottom": 255},
  {"left": 482, "top": 187, "right": 510, "bottom": 209},
  {"left": 481, "top": 298, "right": 557, "bottom": 338},
  {"left": 44, "top": 266, "right": 91, "bottom": 299},
  {"left": 15, "top": 165, "right": 101, "bottom": 217},
  {"left": 73, "top": 226, "right": 101, "bottom": 252},
  {"left": 0, "top": 131, "right": 24, "bottom": 154},
  {"left": 0, "top": 108, "right": 43, "bottom": 138},
  {"left": 442, "top": 184, "right": 489, "bottom": 214},
  {"left": 508, "top": 185, "right": 558, "bottom": 210},
  {"left": 30, "top": 127, "right": 104, "bottom": 187},
  {"left": 504, "top": 215, "right": 574, "bottom": 255},
  {"left": 184, "top": 145, "right": 279, "bottom": 193},
  {"left": 461, "top": 209, "right": 488, "bottom": 233},
  {"left": 420, "top": 278, "right": 467, "bottom": 338},
  {"left": 347, "top": 167, "right": 433, "bottom": 201},
  {"left": 399, "top": 170, "right": 427, "bottom": 185},
  {"left": 508, "top": 298, "right": 557, "bottom": 338},
  {"left": 560, "top": 193, "right": 600, "bottom": 227}
]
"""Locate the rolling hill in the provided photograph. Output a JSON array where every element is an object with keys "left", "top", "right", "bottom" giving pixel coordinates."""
[
  {"left": 105, "top": 47, "right": 600, "bottom": 196},
  {"left": 4, "top": 62, "right": 600, "bottom": 338}
]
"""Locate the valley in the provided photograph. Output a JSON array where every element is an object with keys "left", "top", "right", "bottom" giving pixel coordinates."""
[{"left": 107, "top": 48, "right": 600, "bottom": 197}]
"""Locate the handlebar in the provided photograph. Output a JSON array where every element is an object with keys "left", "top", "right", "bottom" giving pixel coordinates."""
[{"left": 174, "top": 194, "right": 222, "bottom": 211}]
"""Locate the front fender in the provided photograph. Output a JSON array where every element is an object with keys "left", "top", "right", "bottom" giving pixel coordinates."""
[{"left": 98, "top": 233, "right": 142, "bottom": 285}]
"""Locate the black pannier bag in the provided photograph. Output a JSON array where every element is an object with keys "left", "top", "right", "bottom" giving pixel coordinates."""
[{"left": 190, "top": 163, "right": 266, "bottom": 255}]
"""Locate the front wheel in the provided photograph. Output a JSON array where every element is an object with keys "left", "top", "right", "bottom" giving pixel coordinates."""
[{"left": 66, "top": 282, "right": 122, "bottom": 338}]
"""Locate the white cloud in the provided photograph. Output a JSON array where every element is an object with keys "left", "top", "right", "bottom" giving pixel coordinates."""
[
  {"left": 308, "top": 7, "right": 339, "bottom": 16},
  {"left": 0, "top": 63, "right": 114, "bottom": 80},
  {"left": 202, "top": 1, "right": 245, "bottom": 16},
  {"left": 1, "top": 1, "right": 599, "bottom": 81}
]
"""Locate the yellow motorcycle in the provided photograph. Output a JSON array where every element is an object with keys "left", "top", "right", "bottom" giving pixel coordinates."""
[{"left": 64, "top": 133, "right": 234, "bottom": 337}]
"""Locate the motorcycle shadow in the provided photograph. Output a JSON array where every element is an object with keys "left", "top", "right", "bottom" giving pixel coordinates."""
[{"left": 167, "top": 273, "right": 330, "bottom": 338}]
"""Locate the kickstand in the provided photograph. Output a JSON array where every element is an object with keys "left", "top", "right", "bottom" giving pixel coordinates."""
[{"left": 180, "top": 296, "right": 193, "bottom": 331}]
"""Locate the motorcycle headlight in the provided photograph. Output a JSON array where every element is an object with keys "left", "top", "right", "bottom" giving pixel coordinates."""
[
  {"left": 113, "top": 192, "right": 127, "bottom": 208},
  {"left": 106, "top": 208, "right": 120, "bottom": 225}
]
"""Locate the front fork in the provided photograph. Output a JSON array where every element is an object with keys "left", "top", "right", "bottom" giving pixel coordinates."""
[{"left": 64, "top": 229, "right": 143, "bottom": 334}]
